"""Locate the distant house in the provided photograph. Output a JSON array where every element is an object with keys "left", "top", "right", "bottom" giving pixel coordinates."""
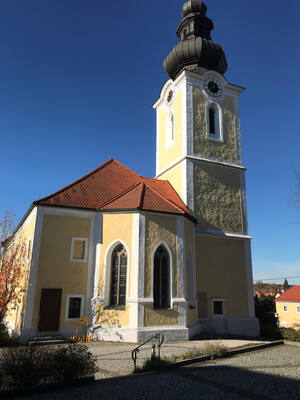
[{"left": 275, "top": 286, "right": 300, "bottom": 330}]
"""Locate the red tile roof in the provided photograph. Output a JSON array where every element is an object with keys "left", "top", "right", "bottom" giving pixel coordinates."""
[
  {"left": 275, "top": 286, "right": 300, "bottom": 302},
  {"left": 35, "top": 159, "right": 196, "bottom": 221}
]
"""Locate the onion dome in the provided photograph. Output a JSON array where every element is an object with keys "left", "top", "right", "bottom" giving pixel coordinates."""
[{"left": 164, "top": 0, "right": 228, "bottom": 80}]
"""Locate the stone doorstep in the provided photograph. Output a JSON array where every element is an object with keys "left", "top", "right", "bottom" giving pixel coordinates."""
[{"left": 28, "top": 335, "right": 69, "bottom": 346}]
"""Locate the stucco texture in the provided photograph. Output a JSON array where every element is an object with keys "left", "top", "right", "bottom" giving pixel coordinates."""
[
  {"left": 145, "top": 215, "right": 177, "bottom": 298},
  {"left": 195, "top": 234, "right": 249, "bottom": 318},
  {"left": 144, "top": 304, "right": 179, "bottom": 326},
  {"left": 193, "top": 87, "right": 237, "bottom": 163},
  {"left": 194, "top": 163, "right": 243, "bottom": 232},
  {"left": 94, "top": 304, "right": 130, "bottom": 326},
  {"left": 158, "top": 88, "right": 183, "bottom": 172},
  {"left": 32, "top": 214, "right": 91, "bottom": 329}
]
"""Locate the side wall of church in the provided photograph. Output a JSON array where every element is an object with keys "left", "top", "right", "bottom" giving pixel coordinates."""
[
  {"left": 195, "top": 234, "right": 250, "bottom": 319},
  {"left": 144, "top": 214, "right": 179, "bottom": 326},
  {"left": 5, "top": 208, "right": 37, "bottom": 332},
  {"left": 194, "top": 163, "right": 243, "bottom": 232},
  {"left": 94, "top": 213, "right": 133, "bottom": 327},
  {"left": 193, "top": 88, "right": 237, "bottom": 162},
  {"left": 32, "top": 215, "right": 91, "bottom": 331},
  {"left": 184, "top": 219, "right": 198, "bottom": 325}
]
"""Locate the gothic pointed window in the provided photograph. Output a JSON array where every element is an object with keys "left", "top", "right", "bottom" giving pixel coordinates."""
[
  {"left": 153, "top": 245, "right": 171, "bottom": 309},
  {"left": 110, "top": 245, "right": 127, "bottom": 306}
]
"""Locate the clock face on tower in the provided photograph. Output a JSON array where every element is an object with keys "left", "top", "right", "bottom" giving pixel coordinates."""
[{"left": 204, "top": 77, "right": 223, "bottom": 98}]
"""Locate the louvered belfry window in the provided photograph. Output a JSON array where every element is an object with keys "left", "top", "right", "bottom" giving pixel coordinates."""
[
  {"left": 154, "top": 245, "right": 170, "bottom": 309},
  {"left": 110, "top": 245, "right": 127, "bottom": 306}
]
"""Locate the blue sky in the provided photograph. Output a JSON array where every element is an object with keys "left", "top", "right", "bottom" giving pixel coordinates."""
[{"left": 1, "top": 0, "right": 299, "bottom": 284}]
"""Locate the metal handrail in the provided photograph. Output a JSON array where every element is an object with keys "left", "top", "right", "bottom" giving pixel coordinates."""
[{"left": 132, "top": 333, "right": 164, "bottom": 371}]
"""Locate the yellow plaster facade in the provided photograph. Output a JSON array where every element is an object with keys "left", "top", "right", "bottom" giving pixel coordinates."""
[
  {"left": 195, "top": 234, "right": 249, "bottom": 318},
  {"left": 5, "top": 209, "right": 37, "bottom": 332},
  {"left": 276, "top": 302, "right": 300, "bottom": 330},
  {"left": 95, "top": 212, "right": 133, "bottom": 326},
  {"left": 32, "top": 214, "right": 91, "bottom": 330},
  {"left": 158, "top": 161, "right": 184, "bottom": 201},
  {"left": 158, "top": 88, "right": 183, "bottom": 172},
  {"left": 144, "top": 304, "right": 179, "bottom": 326}
]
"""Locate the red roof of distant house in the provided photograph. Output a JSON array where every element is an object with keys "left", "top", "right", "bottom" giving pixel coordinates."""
[
  {"left": 35, "top": 159, "right": 196, "bottom": 222},
  {"left": 275, "top": 286, "right": 300, "bottom": 302}
]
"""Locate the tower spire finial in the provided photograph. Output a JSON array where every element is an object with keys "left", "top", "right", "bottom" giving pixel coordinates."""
[{"left": 163, "top": 0, "right": 227, "bottom": 80}]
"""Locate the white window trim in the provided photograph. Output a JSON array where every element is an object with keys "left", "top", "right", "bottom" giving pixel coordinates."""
[
  {"left": 166, "top": 110, "right": 175, "bottom": 149},
  {"left": 103, "top": 239, "right": 130, "bottom": 308},
  {"left": 212, "top": 297, "right": 226, "bottom": 318},
  {"left": 296, "top": 306, "right": 300, "bottom": 313},
  {"left": 206, "top": 102, "right": 223, "bottom": 142},
  {"left": 65, "top": 294, "right": 85, "bottom": 321},
  {"left": 283, "top": 305, "right": 288, "bottom": 312},
  {"left": 70, "top": 237, "right": 88, "bottom": 263}
]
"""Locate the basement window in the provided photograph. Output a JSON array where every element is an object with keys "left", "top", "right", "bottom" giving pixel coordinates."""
[
  {"left": 70, "top": 238, "right": 88, "bottom": 263},
  {"left": 212, "top": 298, "right": 225, "bottom": 318}
]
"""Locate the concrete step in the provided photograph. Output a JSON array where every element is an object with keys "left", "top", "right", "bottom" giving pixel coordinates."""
[{"left": 28, "top": 335, "right": 70, "bottom": 346}]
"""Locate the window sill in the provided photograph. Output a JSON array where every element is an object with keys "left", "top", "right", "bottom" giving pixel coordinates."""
[
  {"left": 207, "top": 136, "right": 223, "bottom": 143},
  {"left": 104, "top": 305, "right": 126, "bottom": 311}
]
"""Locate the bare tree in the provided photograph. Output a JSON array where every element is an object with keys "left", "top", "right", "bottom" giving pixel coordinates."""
[{"left": 0, "top": 212, "right": 27, "bottom": 323}]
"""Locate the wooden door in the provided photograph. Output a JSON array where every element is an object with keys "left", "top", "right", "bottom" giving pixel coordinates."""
[{"left": 38, "top": 289, "right": 62, "bottom": 332}]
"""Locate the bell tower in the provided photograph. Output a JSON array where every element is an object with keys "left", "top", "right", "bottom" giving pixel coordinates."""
[
  {"left": 154, "top": 0, "right": 259, "bottom": 336},
  {"left": 154, "top": 0, "right": 248, "bottom": 236}
]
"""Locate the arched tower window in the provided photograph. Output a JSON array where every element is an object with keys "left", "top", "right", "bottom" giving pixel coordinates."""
[
  {"left": 207, "top": 103, "right": 222, "bottom": 141},
  {"left": 110, "top": 244, "right": 127, "bottom": 306},
  {"left": 166, "top": 111, "right": 175, "bottom": 148},
  {"left": 153, "top": 245, "right": 171, "bottom": 309}
]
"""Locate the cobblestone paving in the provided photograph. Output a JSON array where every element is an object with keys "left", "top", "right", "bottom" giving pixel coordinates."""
[
  {"left": 86, "top": 339, "right": 265, "bottom": 378},
  {"left": 9, "top": 344, "right": 300, "bottom": 400}
]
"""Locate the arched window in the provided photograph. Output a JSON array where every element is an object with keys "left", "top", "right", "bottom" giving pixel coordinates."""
[
  {"left": 110, "top": 244, "right": 127, "bottom": 306},
  {"left": 153, "top": 245, "right": 170, "bottom": 309},
  {"left": 207, "top": 103, "right": 222, "bottom": 140},
  {"left": 166, "top": 111, "right": 175, "bottom": 148}
]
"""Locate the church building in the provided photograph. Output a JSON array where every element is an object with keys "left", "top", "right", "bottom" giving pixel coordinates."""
[{"left": 7, "top": 0, "right": 259, "bottom": 342}]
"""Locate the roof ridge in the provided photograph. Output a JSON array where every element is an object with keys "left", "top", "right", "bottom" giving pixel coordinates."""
[
  {"left": 142, "top": 182, "right": 188, "bottom": 215},
  {"left": 144, "top": 179, "right": 191, "bottom": 214},
  {"left": 138, "top": 182, "right": 145, "bottom": 209},
  {"left": 35, "top": 158, "right": 116, "bottom": 204},
  {"left": 99, "top": 182, "right": 143, "bottom": 209}
]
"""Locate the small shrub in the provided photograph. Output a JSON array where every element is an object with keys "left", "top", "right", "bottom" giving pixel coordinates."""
[
  {"left": 0, "top": 343, "right": 98, "bottom": 391},
  {"left": 168, "top": 347, "right": 203, "bottom": 363},
  {"left": 0, "top": 321, "right": 11, "bottom": 347},
  {"left": 201, "top": 340, "right": 227, "bottom": 359},
  {"left": 134, "top": 357, "right": 170, "bottom": 373},
  {"left": 280, "top": 327, "right": 300, "bottom": 342}
]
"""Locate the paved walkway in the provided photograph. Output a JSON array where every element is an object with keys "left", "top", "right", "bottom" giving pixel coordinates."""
[
  {"left": 9, "top": 344, "right": 300, "bottom": 400},
  {"left": 86, "top": 338, "right": 267, "bottom": 378}
]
